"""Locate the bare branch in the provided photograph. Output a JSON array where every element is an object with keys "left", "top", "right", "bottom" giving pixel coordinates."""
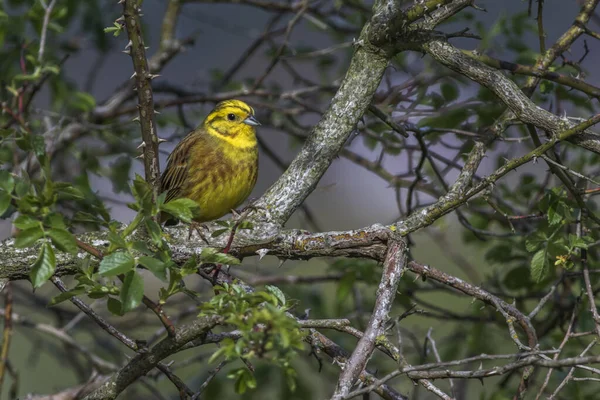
[{"left": 331, "top": 239, "right": 407, "bottom": 399}]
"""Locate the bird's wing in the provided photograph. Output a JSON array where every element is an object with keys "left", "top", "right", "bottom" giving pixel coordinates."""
[{"left": 160, "top": 133, "right": 198, "bottom": 203}]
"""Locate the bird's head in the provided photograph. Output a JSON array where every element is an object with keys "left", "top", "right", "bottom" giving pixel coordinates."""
[{"left": 203, "top": 99, "right": 261, "bottom": 148}]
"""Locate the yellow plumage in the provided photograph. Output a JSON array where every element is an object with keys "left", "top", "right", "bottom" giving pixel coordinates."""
[{"left": 160, "top": 99, "right": 260, "bottom": 223}]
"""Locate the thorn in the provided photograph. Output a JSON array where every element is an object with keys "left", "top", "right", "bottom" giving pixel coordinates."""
[
  {"left": 147, "top": 73, "right": 161, "bottom": 80},
  {"left": 136, "top": 154, "right": 144, "bottom": 159},
  {"left": 277, "top": 257, "right": 286, "bottom": 268},
  {"left": 256, "top": 248, "right": 270, "bottom": 260},
  {"left": 154, "top": 109, "right": 161, "bottom": 115},
  {"left": 145, "top": 46, "right": 150, "bottom": 50},
  {"left": 118, "top": 0, "right": 125, "bottom": 4},
  {"left": 137, "top": 141, "right": 146, "bottom": 149},
  {"left": 125, "top": 40, "right": 133, "bottom": 50},
  {"left": 121, "top": 48, "right": 131, "bottom": 55},
  {"left": 132, "top": 116, "right": 140, "bottom": 123},
  {"left": 157, "top": 137, "right": 168, "bottom": 144},
  {"left": 116, "top": 15, "right": 125, "bottom": 23},
  {"left": 130, "top": 71, "right": 137, "bottom": 80}
]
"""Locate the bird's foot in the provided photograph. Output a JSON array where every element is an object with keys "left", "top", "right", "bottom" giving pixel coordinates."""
[{"left": 188, "top": 222, "right": 210, "bottom": 244}]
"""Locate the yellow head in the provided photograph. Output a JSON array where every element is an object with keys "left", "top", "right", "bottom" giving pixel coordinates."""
[{"left": 203, "top": 99, "right": 260, "bottom": 148}]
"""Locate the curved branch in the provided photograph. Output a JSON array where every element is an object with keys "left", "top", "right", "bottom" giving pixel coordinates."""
[{"left": 83, "top": 315, "right": 222, "bottom": 400}]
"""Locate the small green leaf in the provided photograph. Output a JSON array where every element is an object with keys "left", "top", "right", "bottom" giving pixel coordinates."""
[
  {"left": 99, "top": 251, "right": 135, "bottom": 276},
  {"left": 441, "top": 82, "right": 459, "bottom": 102},
  {"left": 31, "top": 135, "right": 46, "bottom": 158},
  {"left": 107, "top": 297, "right": 124, "bottom": 316},
  {"left": 525, "top": 232, "right": 547, "bottom": 253},
  {"left": 47, "top": 228, "right": 78, "bottom": 254},
  {"left": 120, "top": 270, "right": 144, "bottom": 313},
  {"left": 211, "top": 228, "right": 229, "bottom": 238},
  {"left": 138, "top": 256, "right": 167, "bottom": 281},
  {"left": 71, "top": 92, "right": 96, "bottom": 112},
  {"left": 145, "top": 219, "right": 162, "bottom": 245},
  {"left": 265, "top": 285, "right": 286, "bottom": 306},
  {"left": 14, "top": 226, "right": 44, "bottom": 248},
  {"left": 200, "top": 248, "right": 240, "bottom": 265},
  {"left": 13, "top": 215, "right": 38, "bottom": 230},
  {"left": 0, "top": 170, "right": 14, "bottom": 193},
  {"left": 48, "top": 287, "right": 85, "bottom": 306},
  {"left": 30, "top": 242, "right": 56, "bottom": 288},
  {"left": 531, "top": 248, "right": 549, "bottom": 283},
  {"left": 161, "top": 198, "right": 199, "bottom": 223},
  {"left": 0, "top": 190, "right": 11, "bottom": 215},
  {"left": 107, "top": 231, "right": 129, "bottom": 250},
  {"left": 122, "top": 212, "right": 143, "bottom": 238},
  {"left": 56, "top": 185, "right": 85, "bottom": 200}
]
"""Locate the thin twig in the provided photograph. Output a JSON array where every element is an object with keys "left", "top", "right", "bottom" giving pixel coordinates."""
[{"left": 0, "top": 283, "right": 13, "bottom": 394}]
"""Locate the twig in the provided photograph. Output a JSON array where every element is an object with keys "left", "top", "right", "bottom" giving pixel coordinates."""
[
  {"left": 0, "top": 283, "right": 12, "bottom": 394},
  {"left": 51, "top": 276, "right": 139, "bottom": 351},
  {"left": 535, "top": 299, "right": 582, "bottom": 400},
  {"left": 549, "top": 339, "right": 598, "bottom": 399},
  {"left": 426, "top": 328, "right": 454, "bottom": 398},
  {"left": 191, "top": 360, "right": 228, "bottom": 399},
  {"left": 38, "top": 0, "right": 58, "bottom": 62},
  {"left": 156, "top": 364, "right": 194, "bottom": 399}
]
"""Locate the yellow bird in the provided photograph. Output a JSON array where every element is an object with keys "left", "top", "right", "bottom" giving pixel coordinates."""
[{"left": 160, "top": 99, "right": 260, "bottom": 223}]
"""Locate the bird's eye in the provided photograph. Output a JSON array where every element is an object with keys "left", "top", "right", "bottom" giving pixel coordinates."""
[{"left": 227, "top": 113, "right": 236, "bottom": 121}]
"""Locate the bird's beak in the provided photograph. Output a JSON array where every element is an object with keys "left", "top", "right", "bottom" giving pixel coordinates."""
[{"left": 243, "top": 115, "right": 261, "bottom": 126}]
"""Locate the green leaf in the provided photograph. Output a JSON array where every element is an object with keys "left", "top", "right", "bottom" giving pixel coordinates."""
[
  {"left": 211, "top": 228, "right": 229, "bottom": 238},
  {"left": 107, "top": 297, "right": 125, "bottom": 316},
  {"left": 530, "top": 248, "right": 549, "bottom": 283},
  {"left": 99, "top": 251, "right": 135, "bottom": 276},
  {"left": 47, "top": 228, "right": 77, "bottom": 254},
  {"left": 161, "top": 198, "right": 199, "bottom": 223},
  {"left": 13, "top": 215, "right": 38, "bottom": 230},
  {"left": 0, "top": 190, "right": 11, "bottom": 216},
  {"left": 31, "top": 135, "right": 46, "bottom": 158},
  {"left": 525, "top": 232, "right": 547, "bottom": 253},
  {"left": 568, "top": 234, "right": 589, "bottom": 250},
  {"left": 70, "top": 92, "right": 96, "bottom": 112},
  {"left": 48, "top": 287, "right": 85, "bottom": 306},
  {"left": 138, "top": 256, "right": 167, "bottom": 281},
  {"left": 107, "top": 231, "right": 129, "bottom": 250},
  {"left": 14, "top": 226, "right": 44, "bottom": 248},
  {"left": 122, "top": 212, "right": 143, "bottom": 238},
  {"left": 55, "top": 183, "right": 85, "bottom": 200},
  {"left": 265, "top": 285, "right": 286, "bottom": 306},
  {"left": 145, "top": 219, "right": 162, "bottom": 245},
  {"left": 30, "top": 242, "right": 56, "bottom": 288},
  {"left": 441, "top": 82, "right": 459, "bottom": 102},
  {"left": 120, "top": 270, "right": 144, "bottom": 313},
  {"left": 200, "top": 248, "right": 240, "bottom": 265},
  {"left": 0, "top": 170, "right": 14, "bottom": 193}
]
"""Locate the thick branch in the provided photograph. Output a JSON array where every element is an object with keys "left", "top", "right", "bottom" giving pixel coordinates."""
[{"left": 253, "top": 0, "right": 449, "bottom": 226}]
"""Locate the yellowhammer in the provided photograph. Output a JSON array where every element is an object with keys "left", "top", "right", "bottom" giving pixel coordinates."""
[{"left": 160, "top": 99, "right": 260, "bottom": 223}]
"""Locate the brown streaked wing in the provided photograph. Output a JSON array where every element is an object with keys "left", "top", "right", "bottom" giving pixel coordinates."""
[{"left": 161, "top": 133, "right": 198, "bottom": 203}]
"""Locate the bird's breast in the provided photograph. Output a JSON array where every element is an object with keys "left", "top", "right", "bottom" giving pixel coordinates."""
[{"left": 186, "top": 142, "right": 258, "bottom": 222}]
